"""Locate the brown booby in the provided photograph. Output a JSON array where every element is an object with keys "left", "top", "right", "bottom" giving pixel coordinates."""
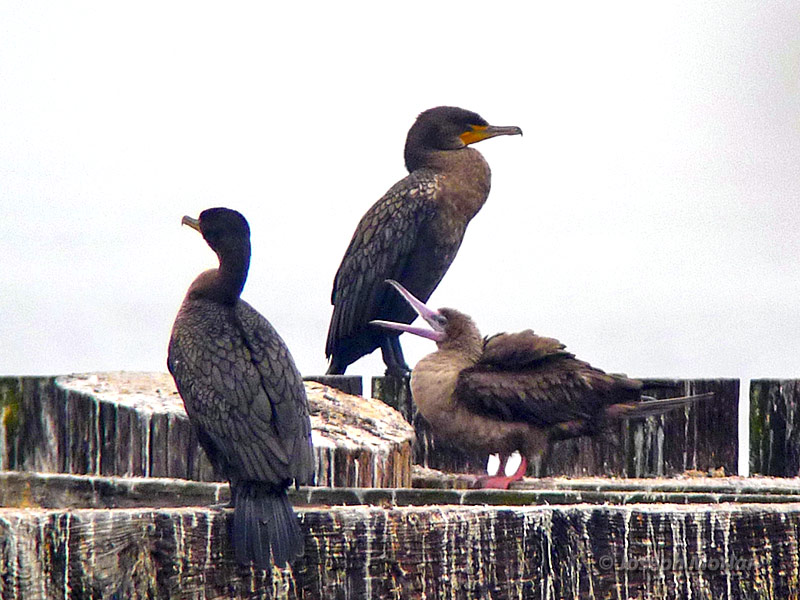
[{"left": 372, "top": 280, "right": 712, "bottom": 488}]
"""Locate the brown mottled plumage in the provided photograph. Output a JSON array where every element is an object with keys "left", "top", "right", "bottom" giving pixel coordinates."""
[
  {"left": 372, "top": 280, "right": 713, "bottom": 488},
  {"left": 168, "top": 208, "right": 313, "bottom": 567},
  {"left": 326, "top": 106, "right": 522, "bottom": 375}
]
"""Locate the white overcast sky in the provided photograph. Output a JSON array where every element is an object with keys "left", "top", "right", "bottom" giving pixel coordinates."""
[{"left": 2, "top": 0, "right": 799, "bottom": 447}]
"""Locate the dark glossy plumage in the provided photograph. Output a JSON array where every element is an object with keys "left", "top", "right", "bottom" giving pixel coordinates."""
[
  {"left": 371, "top": 281, "right": 712, "bottom": 487},
  {"left": 326, "top": 106, "right": 521, "bottom": 375},
  {"left": 168, "top": 207, "right": 313, "bottom": 567}
]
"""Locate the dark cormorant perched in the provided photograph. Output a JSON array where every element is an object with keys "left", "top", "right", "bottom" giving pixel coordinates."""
[
  {"left": 372, "top": 280, "right": 713, "bottom": 488},
  {"left": 326, "top": 106, "right": 522, "bottom": 376},
  {"left": 168, "top": 207, "right": 314, "bottom": 568}
]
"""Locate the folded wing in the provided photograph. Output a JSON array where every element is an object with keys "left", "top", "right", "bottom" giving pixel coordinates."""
[{"left": 455, "top": 329, "right": 642, "bottom": 431}]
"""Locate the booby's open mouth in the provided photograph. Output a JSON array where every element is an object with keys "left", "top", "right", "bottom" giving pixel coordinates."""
[{"left": 370, "top": 280, "right": 446, "bottom": 342}]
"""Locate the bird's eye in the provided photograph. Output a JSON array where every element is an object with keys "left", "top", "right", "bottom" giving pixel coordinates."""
[{"left": 432, "top": 314, "right": 447, "bottom": 327}]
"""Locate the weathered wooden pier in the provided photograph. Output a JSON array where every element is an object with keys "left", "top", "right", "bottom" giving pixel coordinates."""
[{"left": 0, "top": 372, "right": 798, "bottom": 599}]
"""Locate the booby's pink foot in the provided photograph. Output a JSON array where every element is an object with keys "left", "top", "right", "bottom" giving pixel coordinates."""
[{"left": 474, "top": 456, "right": 528, "bottom": 489}]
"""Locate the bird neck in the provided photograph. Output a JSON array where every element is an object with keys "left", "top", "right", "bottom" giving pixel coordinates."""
[
  {"left": 439, "top": 337, "right": 484, "bottom": 365},
  {"left": 188, "top": 244, "right": 250, "bottom": 305},
  {"left": 411, "top": 146, "right": 489, "bottom": 176},
  {"left": 420, "top": 341, "right": 482, "bottom": 375},
  {"left": 411, "top": 346, "right": 479, "bottom": 421},
  {"left": 427, "top": 148, "right": 492, "bottom": 222}
]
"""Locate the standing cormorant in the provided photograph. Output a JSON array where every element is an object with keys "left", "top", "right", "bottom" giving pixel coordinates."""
[
  {"left": 326, "top": 106, "right": 522, "bottom": 375},
  {"left": 168, "top": 207, "right": 314, "bottom": 567},
  {"left": 372, "top": 280, "right": 713, "bottom": 488}
]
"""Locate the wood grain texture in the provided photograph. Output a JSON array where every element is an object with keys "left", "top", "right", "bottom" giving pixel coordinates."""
[
  {"left": 0, "top": 374, "right": 415, "bottom": 488},
  {"left": 750, "top": 379, "right": 800, "bottom": 477},
  {"left": 1, "top": 502, "right": 797, "bottom": 599}
]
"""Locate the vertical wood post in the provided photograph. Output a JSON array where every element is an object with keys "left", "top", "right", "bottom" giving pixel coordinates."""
[
  {"left": 303, "top": 375, "right": 362, "bottom": 396},
  {"left": 750, "top": 379, "right": 800, "bottom": 477}
]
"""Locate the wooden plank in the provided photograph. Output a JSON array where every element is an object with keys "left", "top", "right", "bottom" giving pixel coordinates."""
[
  {"left": 750, "top": 379, "right": 800, "bottom": 477},
  {"left": 0, "top": 501, "right": 797, "bottom": 599},
  {"left": 303, "top": 375, "right": 363, "bottom": 396},
  {"left": 5, "top": 472, "right": 800, "bottom": 510},
  {"left": 0, "top": 376, "right": 62, "bottom": 473},
  {"left": 547, "top": 378, "right": 740, "bottom": 478},
  {"left": 0, "top": 373, "right": 415, "bottom": 489}
]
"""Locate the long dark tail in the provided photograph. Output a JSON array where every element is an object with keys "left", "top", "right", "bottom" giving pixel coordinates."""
[
  {"left": 231, "top": 483, "right": 304, "bottom": 569},
  {"left": 549, "top": 392, "right": 714, "bottom": 442},
  {"left": 605, "top": 392, "right": 714, "bottom": 420}
]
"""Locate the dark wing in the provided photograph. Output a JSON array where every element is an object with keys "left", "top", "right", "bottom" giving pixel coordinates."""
[
  {"left": 326, "top": 171, "right": 438, "bottom": 357},
  {"left": 454, "top": 330, "right": 642, "bottom": 428},
  {"left": 480, "top": 330, "right": 572, "bottom": 368},
  {"left": 168, "top": 298, "right": 313, "bottom": 486},
  {"left": 235, "top": 300, "right": 314, "bottom": 484}
]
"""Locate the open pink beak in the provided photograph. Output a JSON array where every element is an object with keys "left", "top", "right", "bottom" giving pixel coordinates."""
[{"left": 370, "top": 280, "right": 446, "bottom": 342}]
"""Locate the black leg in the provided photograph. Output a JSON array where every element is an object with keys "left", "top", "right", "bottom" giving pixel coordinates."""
[
  {"left": 389, "top": 335, "right": 409, "bottom": 371},
  {"left": 326, "top": 356, "right": 345, "bottom": 375},
  {"left": 380, "top": 334, "right": 410, "bottom": 377}
]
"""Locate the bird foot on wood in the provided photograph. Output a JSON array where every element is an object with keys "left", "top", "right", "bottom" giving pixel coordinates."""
[
  {"left": 474, "top": 474, "right": 517, "bottom": 490},
  {"left": 474, "top": 455, "right": 528, "bottom": 490},
  {"left": 384, "top": 365, "right": 411, "bottom": 379}
]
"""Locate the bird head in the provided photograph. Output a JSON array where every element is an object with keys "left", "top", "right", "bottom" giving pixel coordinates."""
[
  {"left": 404, "top": 106, "right": 522, "bottom": 171},
  {"left": 370, "top": 280, "right": 483, "bottom": 354},
  {"left": 182, "top": 207, "right": 251, "bottom": 256},
  {"left": 181, "top": 207, "right": 251, "bottom": 304}
]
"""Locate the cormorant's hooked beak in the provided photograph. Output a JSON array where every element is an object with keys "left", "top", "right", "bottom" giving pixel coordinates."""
[
  {"left": 459, "top": 123, "right": 523, "bottom": 146},
  {"left": 181, "top": 215, "right": 201, "bottom": 232},
  {"left": 370, "top": 280, "right": 446, "bottom": 342}
]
